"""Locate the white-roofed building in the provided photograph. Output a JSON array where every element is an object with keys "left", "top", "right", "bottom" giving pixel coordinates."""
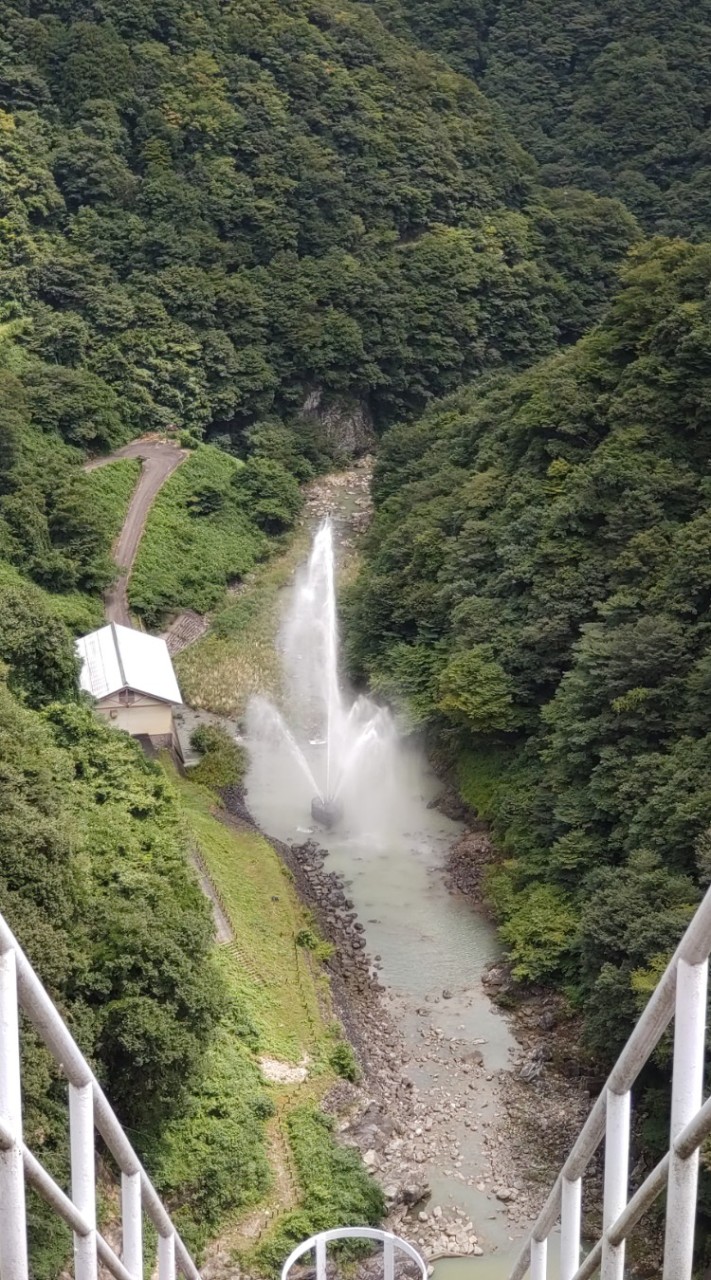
[{"left": 76, "top": 623, "right": 183, "bottom": 758}]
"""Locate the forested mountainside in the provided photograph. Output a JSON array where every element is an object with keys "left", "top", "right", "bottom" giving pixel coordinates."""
[
  {"left": 3, "top": 0, "right": 711, "bottom": 1270},
  {"left": 376, "top": 0, "right": 711, "bottom": 239},
  {"left": 347, "top": 238, "right": 711, "bottom": 1064}
]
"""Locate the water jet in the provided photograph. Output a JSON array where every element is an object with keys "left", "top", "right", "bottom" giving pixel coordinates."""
[{"left": 247, "top": 519, "right": 398, "bottom": 833}]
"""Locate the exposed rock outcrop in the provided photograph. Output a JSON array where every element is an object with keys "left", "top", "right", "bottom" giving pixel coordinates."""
[{"left": 301, "top": 388, "right": 376, "bottom": 459}]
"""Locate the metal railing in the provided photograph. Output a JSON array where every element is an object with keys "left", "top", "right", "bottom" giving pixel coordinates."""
[
  {"left": 509, "top": 881, "right": 711, "bottom": 1280},
  {"left": 281, "top": 1227, "right": 428, "bottom": 1280},
  {"left": 0, "top": 912, "right": 201, "bottom": 1280}
]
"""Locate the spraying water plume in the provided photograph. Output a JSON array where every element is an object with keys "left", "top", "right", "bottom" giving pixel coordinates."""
[{"left": 246, "top": 519, "right": 399, "bottom": 831}]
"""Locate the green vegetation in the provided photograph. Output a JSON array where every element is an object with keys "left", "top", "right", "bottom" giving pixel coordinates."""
[
  {"left": 176, "top": 519, "right": 314, "bottom": 714},
  {"left": 148, "top": 1023, "right": 272, "bottom": 1255},
  {"left": 348, "top": 238, "right": 711, "bottom": 1057},
  {"left": 173, "top": 770, "right": 375, "bottom": 1270},
  {"left": 190, "top": 723, "right": 247, "bottom": 790},
  {"left": 6, "top": 0, "right": 711, "bottom": 1271},
  {"left": 85, "top": 459, "right": 141, "bottom": 543},
  {"left": 176, "top": 773, "right": 327, "bottom": 1063},
  {"left": 0, "top": 0, "right": 638, "bottom": 492},
  {"left": 250, "top": 1107, "right": 384, "bottom": 1274},
  {"left": 382, "top": 0, "right": 711, "bottom": 238},
  {"left": 128, "top": 446, "right": 268, "bottom": 625},
  {"left": 0, "top": 684, "right": 223, "bottom": 1275}
]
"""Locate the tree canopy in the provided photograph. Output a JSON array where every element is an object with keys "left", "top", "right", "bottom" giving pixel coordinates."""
[
  {"left": 347, "top": 238, "right": 711, "bottom": 1050},
  {"left": 379, "top": 0, "right": 711, "bottom": 239}
]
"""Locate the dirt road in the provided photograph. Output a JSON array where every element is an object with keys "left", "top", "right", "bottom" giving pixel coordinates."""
[{"left": 86, "top": 438, "right": 187, "bottom": 625}]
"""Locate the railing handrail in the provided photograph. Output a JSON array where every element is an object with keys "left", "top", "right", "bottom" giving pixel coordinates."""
[
  {"left": 0, "top": 911, "right": 201, "bottom": 1280},
  {"left": 281, "top": 1227, "right": 428, "bottom": 1280},
  {"left": 509, "top": 881, "right": 711, "bottom": 1280}
]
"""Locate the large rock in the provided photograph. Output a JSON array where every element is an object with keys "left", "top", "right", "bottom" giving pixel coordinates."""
[{"left": 301, "top": 387, "right": 376, "bottom": 458}]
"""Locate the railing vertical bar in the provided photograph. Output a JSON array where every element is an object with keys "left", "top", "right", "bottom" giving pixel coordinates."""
[
  {"left": 383, "top": 1236, "right": 395, "bottom": 1280},
  {"left": 530, "top": 1237, "right": 547, "bottom": 1280},
  {"left": 662, "top": 957, "right": 708, "bottom": 1280},
  {"left": 70, "top": 1082, "right": 98, "bottom": 1280},
  {"left": 315, "top": 1236, "right": 327, "bottom": 1280},
  {"left": 159, "top": 1232, "right": 176, "bottom": 1280},
  {"left": 0, "top": 947, "right": 29, "bottom": 1280},
  {"left": 600, "top": 1089, "right": 630, "bottom": 1280},
  {"left": 121, "top": 1170, "right": 143, "bottom": 1279},
  {"left": 560, "top": 1175, "right": 582, "bottom": 1280}
]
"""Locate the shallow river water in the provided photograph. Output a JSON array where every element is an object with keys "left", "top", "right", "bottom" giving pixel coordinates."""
[{"left": 246, "top": 732, "right": 561, "bottom": 1280}]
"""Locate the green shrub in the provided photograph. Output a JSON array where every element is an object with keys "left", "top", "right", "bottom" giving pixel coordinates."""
[
  {"left": 190, "top": 723, "right": 246, "bottom": 790},
  {"left": 250, "top": 1107, "right": 384, "bottom": 1275},
  {"left": 329, "top": 1040, "right": 360, "bottom": 1083},
  {"left": 129, "top": 446, "right": 267, "bottom": 625},
  {"left": 85, "top": 459, "right": 141, "bottom": 544},
  {"left": 233, "top": 457, "right": 303, "bottom": 535},
  {"left": 149, "top": 1025, "right": 272, "bottom": 1256}
]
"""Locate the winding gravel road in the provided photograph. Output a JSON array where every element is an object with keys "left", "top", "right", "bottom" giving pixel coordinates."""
[{"left": 85, "top": 437, "right": 187, "bottom": 625}]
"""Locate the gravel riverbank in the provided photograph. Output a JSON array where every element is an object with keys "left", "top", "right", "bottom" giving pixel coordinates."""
[{"left": 229, "top": 810, "right": 541, "bottom": 1264}]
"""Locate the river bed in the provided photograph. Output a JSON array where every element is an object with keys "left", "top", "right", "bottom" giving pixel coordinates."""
[{"left": 246, "top": 729, "right": 555, "bottom": 1278}]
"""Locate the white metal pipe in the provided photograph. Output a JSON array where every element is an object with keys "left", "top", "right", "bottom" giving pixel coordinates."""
[
  {"left": 97, "top": 1234, "right": 137, "bottom": 1280},
  {"left": 607, "top": 1153, "right": 669, "bottom": 1247},
  {"left": 315, "top": 1236, "right": 326, "bottom": 1280},
  {"left": 383, "top": 1236, "right": 395, "bottom": 1280},
  {"left": 0, "top": 948, "right": 29, "bottom": 1280},
  {"left": 675, "top": 1091, "right": 711, "bottom": 1160},
  {"left": 122, "top": 1170, "right": 143, "bottom": 1280},
  {"left": 530, "top": 1237, "right": 547, "bottom": 1280},
  {"left": 70, "top": 1082, "right": 98, "bottom": 1280},
  {"left": 600, "top": 1089, "right": 630, "bottom": 1280},
  {"left": 24, "top": 1145, "right": 90, "bottom": 1236},
  {"left": 560, "top": 1176, "right": 581, "bottom": 1280},
  {"left": 662, "top": 957, "right": 708, "bottom": 1280},
  {"left": 570, "top": 1238, "right": 602, "bottom": 1280},
  {"left": 281, "top": 1229, "right": 427, "bottom": 1280},
  {"left": 159, "top": 1232, "right": 176, "bottom": 1280},
  {"left": 0, "top": 917, "right": 202, "bottom": 1280},
  {"left": 508, "top": 1242, "right": 531, "bottom": 1280}
]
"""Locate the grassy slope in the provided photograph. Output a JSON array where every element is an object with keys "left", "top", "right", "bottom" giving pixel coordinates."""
[
  {"left": 175, "top": 523, "right": 312, "bottom": 716},
  {"left": 85, "top": 458, "right": 141, "bottom": 544},
  {"left": 128, "top": 446, "right": 266, "bottom": 627},
  {"left": 177, "top": 774, "right": 327, "bottom": 1063},
  {"left": 0, "top": 558, "right": 104, "bottom": 634},
  {"left": 168, "top": 771, "right": 376, "bottom": 1270}
]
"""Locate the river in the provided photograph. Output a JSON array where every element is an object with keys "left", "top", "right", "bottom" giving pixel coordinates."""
[{"left": 240, "top": 502, "right": 561, "bottom": 1279}]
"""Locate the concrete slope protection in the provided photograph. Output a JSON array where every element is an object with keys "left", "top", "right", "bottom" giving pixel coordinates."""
[{"left": 85, "top": 437, "right": 187, "bottom": 625}]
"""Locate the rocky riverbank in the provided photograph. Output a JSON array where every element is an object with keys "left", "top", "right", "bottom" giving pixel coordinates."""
[
  {"left": 247, "top": 824, "right": 543, "bottom": 1263},
  {"left": 442, "top": 819, "right": 604, "bottom": 1242}
]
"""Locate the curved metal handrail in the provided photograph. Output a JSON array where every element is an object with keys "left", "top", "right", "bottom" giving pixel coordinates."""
[{"left": 281, "top": 1227, "right": 428, "bottom": 1280}]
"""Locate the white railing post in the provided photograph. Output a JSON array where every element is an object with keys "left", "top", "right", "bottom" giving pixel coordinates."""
[
  {"left": 383, "top": 1235, "right": 395, "bottom": 1280},
  {"left": 70, "top": 1082, "right": 98, "bottom": 1280},
  {"left": 315, "top": 1235, "right": 327, "bottom": 1280},
  {"left": 560, "top": 1175, "right": 582, "bottom": 1280},
  {"left": 530, "top": 1237, "right": 547, "bottom": 1280},
  {"left": 0, "top": 947, "right": 29, "bottom": 1280},
  {"left": 121, "top": 1170, "right": 143, "bottom": 1279},
  {"left": 600, "top": 1088, "right": 630, "bottom": 1280},
  {"left": 159, "top": 1231, "right": 176, "bottom": 1280},
  {"left": 662, "top": 957, "right": 708, "bottom": 1280}
]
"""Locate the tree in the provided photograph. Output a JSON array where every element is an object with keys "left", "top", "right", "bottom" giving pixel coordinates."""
[{"left": 233, "top": 457, "right": 303, "bottom": 533}]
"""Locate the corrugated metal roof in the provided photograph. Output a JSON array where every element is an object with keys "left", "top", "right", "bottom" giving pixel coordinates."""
[{"left": 76, "top": 624, "right": 182, "bottom": 705}]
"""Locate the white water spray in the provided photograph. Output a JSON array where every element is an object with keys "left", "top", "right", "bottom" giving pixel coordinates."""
[{"left": 246, "top": 519, "right": 400, "bottom": 831}]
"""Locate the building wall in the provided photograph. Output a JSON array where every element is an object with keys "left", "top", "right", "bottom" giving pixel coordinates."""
[{"left": 95, "top": 695, "right": 173, "bottom": 738}]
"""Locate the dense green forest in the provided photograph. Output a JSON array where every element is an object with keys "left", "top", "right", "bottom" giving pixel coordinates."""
[
  {"left": 375, "top": 0, "right": 711, "bottom": 239},
  {"left": 0, "top": 0, "right": 641, "bottom": 618},
  {"left": 3, "top": 0, "right": 711, "bottom": 1269},
  {"left": 347, "top": 237, "right": 711, "bottom": 1061}
]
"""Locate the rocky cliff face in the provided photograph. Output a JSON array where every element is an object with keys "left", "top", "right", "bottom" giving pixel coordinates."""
[{"left": 301, "top": 388, "right": 376, "bottom": 458}]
